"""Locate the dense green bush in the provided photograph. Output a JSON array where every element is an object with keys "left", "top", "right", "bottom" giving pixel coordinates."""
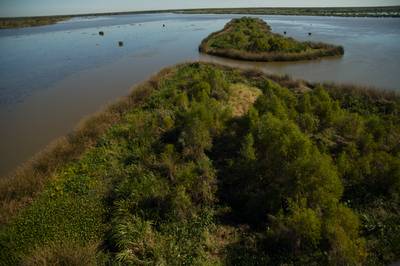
[
  {"left": 200, "top": 17, "right": 345, "bottom": 61},
  {"left": 1, "top": 63, "right": 399, "bottom": 265},
  {"left": 209, "top": 17, "right": 309, "bottom": 54}
]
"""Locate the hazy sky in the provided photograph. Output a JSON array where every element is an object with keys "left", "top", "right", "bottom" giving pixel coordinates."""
[{"left": 0, "top": 0, "right": 399, "bottom": 17}]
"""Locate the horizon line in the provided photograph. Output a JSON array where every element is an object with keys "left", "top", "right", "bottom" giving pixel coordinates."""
[{"left": 1, "top": 5, "right": 399, "bottom": 19}]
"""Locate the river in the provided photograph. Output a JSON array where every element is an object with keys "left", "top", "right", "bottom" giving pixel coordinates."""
[{"left": 0, "top": 13, "right": 399, "bottom": 176}]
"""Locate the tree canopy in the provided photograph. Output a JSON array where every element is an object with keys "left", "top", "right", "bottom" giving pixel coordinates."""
[
  {"left": 200, "top": 17, "right": 344, "bottom": 61},
  {"left": 1, "top": 63, "right": 399, "bottom": 265}
]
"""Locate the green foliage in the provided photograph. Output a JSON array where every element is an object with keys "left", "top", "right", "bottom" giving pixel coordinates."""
[
  {"left": 324, "top": 205, "right": 367, "bottom": 265},
  {"left": 21, "top": 240, "right": 100, "bottom": 266},
  {"left": 208, "top": 17, "right": 310, "bottom": 54},
  {"left": 1, "top": 63, "right": 399, "bottom": 265},
  {"left": 0, "top": 16, "right": 71, "bottom": 29},
  {"left": 267, "top": 202, "right": 322, "bottom": 251},
  {"left": 201, "top": 17, "right": 344, "bottom": 62},
  {"left": 253, "top": 113, "right": 342, "bottom": 210},
  {"left": 240, "top": 133, "right": 256, "bottom": 161}
]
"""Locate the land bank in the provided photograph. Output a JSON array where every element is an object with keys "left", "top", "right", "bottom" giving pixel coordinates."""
[
  {"left": 1, "top": 62, "right": 399, "bottom": 265},
  {"left": 0, "top": 14, "right": 399, "bottom": 177},
  {"left": 1, "top": 5, "right": 399, "bottom": 28}
]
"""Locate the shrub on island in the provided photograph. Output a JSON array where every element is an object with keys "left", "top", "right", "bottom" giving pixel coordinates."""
[{"left": 199, "top": 17, "right": 344, "bottom": 61}]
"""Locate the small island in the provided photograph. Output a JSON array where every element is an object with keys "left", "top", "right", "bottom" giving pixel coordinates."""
[{"left": 199, "top": 17, "right": 344, "bottom": 61}]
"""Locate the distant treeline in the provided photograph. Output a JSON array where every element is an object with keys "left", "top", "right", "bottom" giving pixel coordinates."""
[
  {"left": 1, "top": 5, "right": 399, "bottom": 29},
  {"left": 180, "top": 6, "right": 400, "bottom": 17}
]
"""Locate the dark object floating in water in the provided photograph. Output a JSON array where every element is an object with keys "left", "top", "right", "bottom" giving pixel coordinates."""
[
  {"left": 284, "top": 31, "right": 287, "bottom": 35},
  {"left": 99, "top": 31, "right": 104, "bottom": 36},
  {"left": 163, "top": 24, "right": 165, "bottom": 27},
  {"left": 308, "top": 32, "right": 312, "bottom": 36},
  {"left": 118, "top": 41, "right": 124, "bottom": 47}
]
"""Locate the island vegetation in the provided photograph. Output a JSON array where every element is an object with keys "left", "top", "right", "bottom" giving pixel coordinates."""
[
  {"left": 0, "top": 62, "right": 399, "bottom": 265},
  {"left": 0, "top": 16, "right": 71, "bottom": 29},
  {"left": 200, "top": 17, "right": 344, "bottom": 62}
]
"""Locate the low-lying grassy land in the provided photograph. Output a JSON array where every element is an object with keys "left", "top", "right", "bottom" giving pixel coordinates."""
[
  {"left": 0, "top": 16, "right": 71, "bottom": 29},
  {"left": 200, "top": 17, "right": 344, "bottom": 62},
  {"left": 0, "top": 62, "right": 399, "bottom": 265},
  {"left": 180, "top": 6, "right": 400, "bottom": 17},
  {"left": 2, "top": 6, "right": 398, "bottom": 29}
]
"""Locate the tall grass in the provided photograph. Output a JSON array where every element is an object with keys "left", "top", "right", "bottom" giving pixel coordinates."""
[
  {"left": 0, "top": 68, "right": 174, "bottom": 225},
  {"left": 21, "top": 240, "right": 100, "bottom": 266}
]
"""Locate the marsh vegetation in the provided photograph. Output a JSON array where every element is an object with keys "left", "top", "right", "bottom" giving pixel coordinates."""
[
  {"left": 200, "top": 17, "right": 344, "bottom": 62},
  {"left": 181, "top": 6, "right": 400, "bottom": 17},
  {"left": 0, "top": 62, "right": 399, "bottom": 265},
  {"left": 0, "top": 16, "right": 71, "bottom": 29}
]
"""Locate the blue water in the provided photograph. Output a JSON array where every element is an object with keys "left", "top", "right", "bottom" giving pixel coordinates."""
[
  {"left": 0, "top": 14, "right": 206, "bottom": 105},
  {"left": 1, "top": 14, "right": 400, "bottom": 106}
]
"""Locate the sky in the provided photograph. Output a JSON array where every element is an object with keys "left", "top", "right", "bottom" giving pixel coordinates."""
[{"left": 0, "top": 0, "right": 399, "bottom": 17}]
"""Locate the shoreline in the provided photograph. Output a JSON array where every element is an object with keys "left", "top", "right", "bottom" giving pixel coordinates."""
[
  {"left": 0, "top": 12, "right": 398, "bottom": 175},
  {"left": 178, "top": 6, "right": 400, "bottom": 18},
  {"left": 0, "top": 6, "right": 399, "bottom": 29},
  {"left": 1, "top": 61, "right": 398, "bottom": 224},
  {"left": 199, "top": 18, "right": 344, "bottom": 62},
  {"left": 1, "top": 61, "right": 399, "bottom": 265},
  {"left": 0, "top": 66, "right": 168, "bottom": 224}
]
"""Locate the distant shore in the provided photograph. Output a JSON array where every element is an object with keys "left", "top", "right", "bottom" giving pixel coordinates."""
[
  {"left": 0, "top": 16, "right": 71, "bottom": 29},
  {"left": 179, "top": 6, "right": 400, "bottom": 17},
  {"left": 199, "top": 17, "right": 344, "bottom": 62},
  {"left": 1, "top": 5, "right": 399, "bottom": 29}
]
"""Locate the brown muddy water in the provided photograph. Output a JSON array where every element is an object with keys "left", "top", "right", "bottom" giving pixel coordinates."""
[{"left": 0, "top": 13, "right": 399, "bottom": 176}]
